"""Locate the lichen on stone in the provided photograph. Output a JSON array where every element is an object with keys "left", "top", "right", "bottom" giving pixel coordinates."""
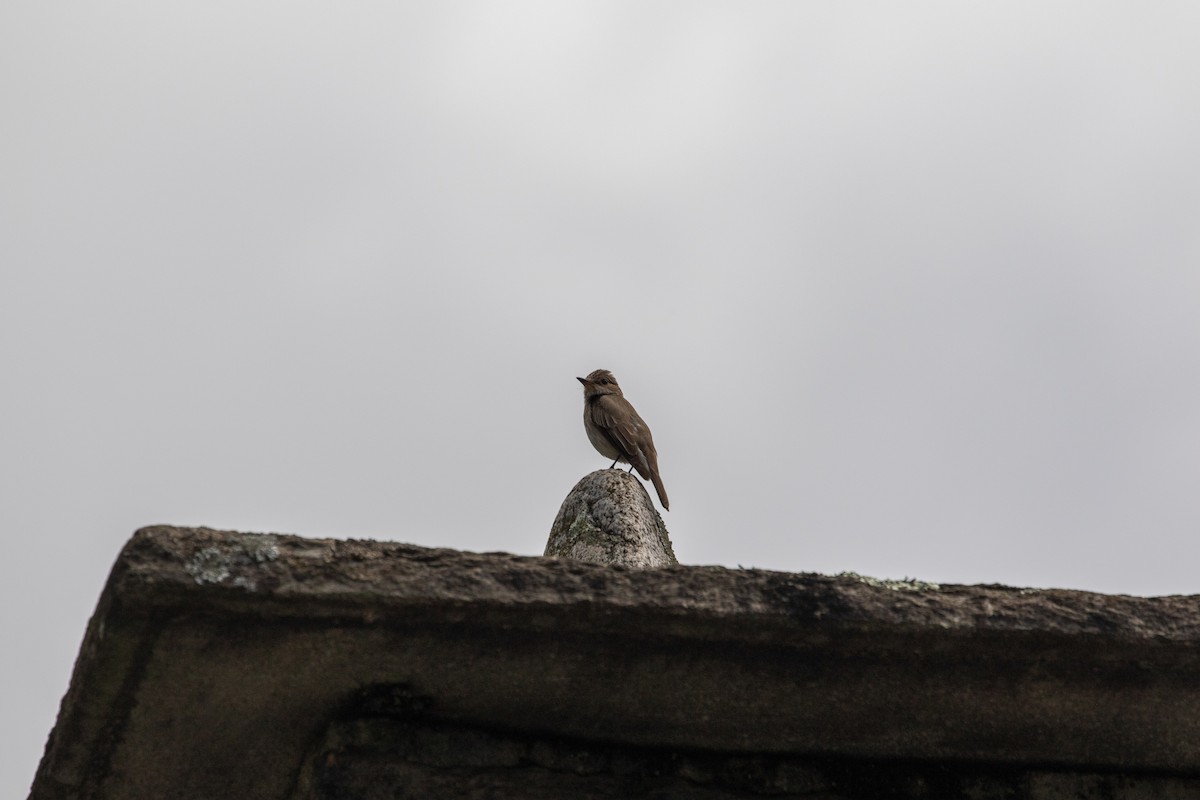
[
  {"left": 837, "top": 571, "right": 941, "bottom": 592},
  {"left": 182, "top": 535, "right": 281, "bottom": 588},
  {"left": 247, "top": 539, "right": 280, "bottom": 563},
  {"left": 185, "top": 547, "right": 232, "bottom": 585}
]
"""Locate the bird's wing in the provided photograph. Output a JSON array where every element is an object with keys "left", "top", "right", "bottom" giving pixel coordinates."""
[{"left": 593, "top": 395, "right": 654, "bottom": 477}]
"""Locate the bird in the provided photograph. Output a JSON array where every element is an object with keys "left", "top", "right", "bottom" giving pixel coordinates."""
[{"left": 576, "top": 369, "right": 670, "bottom": 511}]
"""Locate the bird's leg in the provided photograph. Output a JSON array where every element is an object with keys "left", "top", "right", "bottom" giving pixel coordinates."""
[
  {"left": 627, "top": 465, "right": 634, "bottom": 473},
  {"left": 610, "top": 459, "right": 619, "bottom": 469}
]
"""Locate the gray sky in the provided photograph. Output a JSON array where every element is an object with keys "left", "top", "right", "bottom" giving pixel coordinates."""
[{"left": 4, "top": 2, "right": 1200, "bottom": 795}]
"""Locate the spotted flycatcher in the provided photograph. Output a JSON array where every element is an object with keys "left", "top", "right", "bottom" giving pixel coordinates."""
[{"left": 577, "top": 369, "right": 670, "bottom": 511}]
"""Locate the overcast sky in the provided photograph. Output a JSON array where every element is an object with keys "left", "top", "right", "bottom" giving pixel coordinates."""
[{"left": 5, "top": 3, "right": 1200, "bottom": 795}]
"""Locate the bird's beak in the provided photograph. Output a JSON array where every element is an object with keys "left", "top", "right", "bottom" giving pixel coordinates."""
[{"left": 576, "top": 376, "right": 587, "bottom": 385}]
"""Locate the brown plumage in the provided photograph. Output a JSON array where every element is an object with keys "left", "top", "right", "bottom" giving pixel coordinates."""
[{"left": 576, "top": 369, "right": 670, "bottom": 511}]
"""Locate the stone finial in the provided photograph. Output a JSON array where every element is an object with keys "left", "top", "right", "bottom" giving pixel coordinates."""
[{"left": 545, "top": 469, "right": 677, "bottom": 567}]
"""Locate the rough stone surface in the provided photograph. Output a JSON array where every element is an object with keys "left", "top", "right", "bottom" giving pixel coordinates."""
[
  {"left": 545, "top": 469, "right": 676, "bottom": 566},
  {"left": 296, "top": 714, "right": 1200, "bottom": 800},
  {"left": 29, "top": 526, "right": 1200, "bottom": 800}
]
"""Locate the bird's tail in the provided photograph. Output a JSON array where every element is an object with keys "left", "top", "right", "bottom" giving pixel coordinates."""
[{"left": 650, "top": 471, "right": 670, "bottom": 511}]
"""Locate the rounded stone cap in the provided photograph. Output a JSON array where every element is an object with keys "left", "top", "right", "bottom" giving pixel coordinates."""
[{"left": 545, "top": 469, "right": 677, "bottom": 567}]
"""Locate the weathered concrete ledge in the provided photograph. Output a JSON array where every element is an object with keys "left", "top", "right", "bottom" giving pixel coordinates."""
[{"left": 29, "top": 526, "right": 1200, "bottom": 799}]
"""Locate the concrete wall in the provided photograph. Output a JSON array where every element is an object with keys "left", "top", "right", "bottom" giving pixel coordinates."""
[{"left": 30, "top": 526, "right": 1200, "bottom": 799}]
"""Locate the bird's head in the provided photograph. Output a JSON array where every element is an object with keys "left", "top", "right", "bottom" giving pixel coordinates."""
[{"left": 576, "top": 369, "right": 622, "bottom": 398}]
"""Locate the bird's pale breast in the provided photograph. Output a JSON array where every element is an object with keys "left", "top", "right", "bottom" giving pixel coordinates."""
[{"left": 584, "top": 407, "right": 624, "bottom": 462}]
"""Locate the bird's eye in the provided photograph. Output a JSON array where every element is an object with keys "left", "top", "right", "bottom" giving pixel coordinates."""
[{"left": 600, "top": 378, "right": 609, "bottom": 384}]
